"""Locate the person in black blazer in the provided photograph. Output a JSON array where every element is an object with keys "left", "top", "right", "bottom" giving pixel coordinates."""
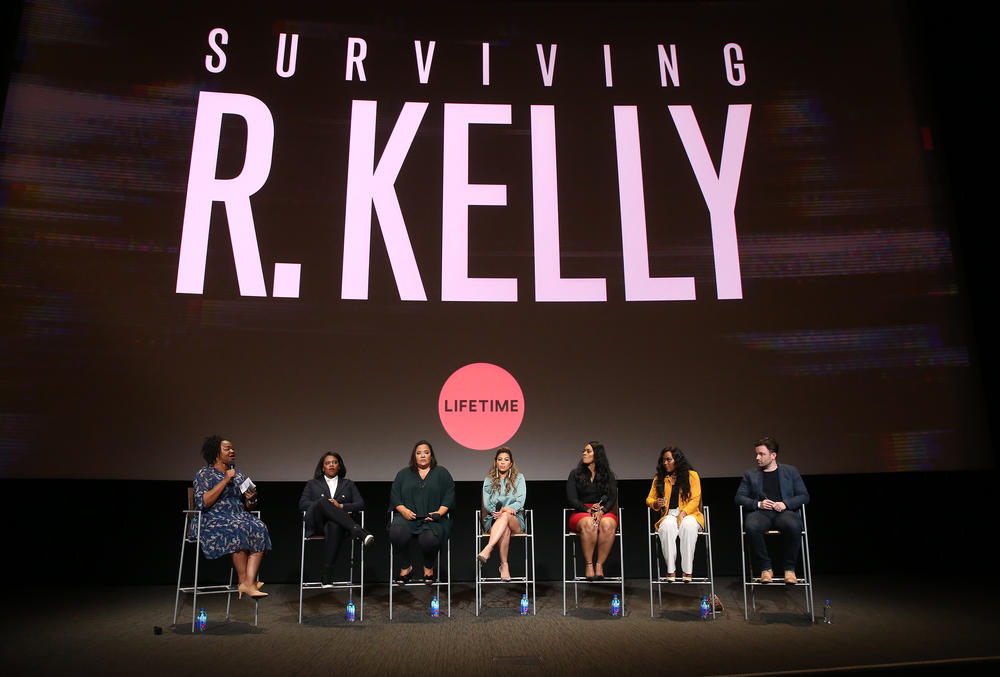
[
  {"left": 734, "top": 436, "right": 810, "bottom": 584},
  {"left": 299, "top": 452, "right": 374, "bottom": 585}
]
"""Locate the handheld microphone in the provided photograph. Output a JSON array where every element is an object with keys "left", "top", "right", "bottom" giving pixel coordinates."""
[
  {"left": 495, "top": 502, "right": 502, "bottom": 513},
  {"left": 226, "top": 462, "right": 235, "bottom": 482},
  {"left": 597, "top": 494, "right": 608, "bottom": 508}
]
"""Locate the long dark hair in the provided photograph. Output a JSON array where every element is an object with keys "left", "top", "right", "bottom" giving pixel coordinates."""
[
  {"left": 654, "top": 446, "right": 693, "bottom": 503},
  {"left": 313, "top": 452, "right": 346, "bottom": 480},
  {"left": 201, "top": 435, "right": 226, "bottom": 466},
  {"left": 575, "top": 441, "right": 612, "bottom": 493},
  {"left": 408, "top": 440, "right": 437, "bottom": 472}
]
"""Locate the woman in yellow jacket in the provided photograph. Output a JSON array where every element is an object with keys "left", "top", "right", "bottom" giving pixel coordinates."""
[{"left": 645, "top": 447, "right": 704, "bottom": 581}]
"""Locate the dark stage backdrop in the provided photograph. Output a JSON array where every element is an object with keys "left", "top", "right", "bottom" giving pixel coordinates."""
[
  {"left": 1, "top": 0, "right": 990, "bottom": 481},
  {"left": 3, "top": 471, "right": 996, "bottom": 585}
]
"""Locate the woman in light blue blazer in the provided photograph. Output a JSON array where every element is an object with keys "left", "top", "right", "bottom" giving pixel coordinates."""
[{"left": 476, "top": 447, "right": 526, "bottom": 581}]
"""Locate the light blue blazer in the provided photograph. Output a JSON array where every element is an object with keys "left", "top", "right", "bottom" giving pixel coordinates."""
[{"left": 482, "top": 473, "right": 526, "bottom": 531}]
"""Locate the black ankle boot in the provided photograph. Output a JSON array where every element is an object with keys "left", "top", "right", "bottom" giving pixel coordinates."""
[
  {"left": 352, "top": 525, "right": 375, "bottom": 546},
  {"left": 321, "top": 566, "right": 335, "bottom": 586}
]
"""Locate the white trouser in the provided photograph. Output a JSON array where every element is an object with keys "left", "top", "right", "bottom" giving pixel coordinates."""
[{"left": 657, "top": 509, "right": 700, "bottom": 575}]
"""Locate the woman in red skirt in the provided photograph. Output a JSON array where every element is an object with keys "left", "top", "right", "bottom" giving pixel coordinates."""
[{"left": 566, "top": 441, "right": 619, "bottom": 580}]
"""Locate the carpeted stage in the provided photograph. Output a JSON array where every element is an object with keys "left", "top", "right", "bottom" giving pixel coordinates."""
[{"left": 2, "top": 575, "right": 997, "bottom": 676}]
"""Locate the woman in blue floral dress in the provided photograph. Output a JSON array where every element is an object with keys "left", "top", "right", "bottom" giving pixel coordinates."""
[{"left": 192, "top": 435, "right": 272, "bottom": 599}]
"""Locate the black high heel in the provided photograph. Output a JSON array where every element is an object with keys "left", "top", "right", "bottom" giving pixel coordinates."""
[
  {"left": 584, "top": 561, "right": 595, "bottom": 582},
  {"left": 394, "top": 569, "right": 412, "bottom": 585}
]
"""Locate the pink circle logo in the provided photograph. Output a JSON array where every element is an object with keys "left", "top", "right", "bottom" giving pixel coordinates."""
[{"left": 438, "top": 363, "right": 525, "bottom": 450}]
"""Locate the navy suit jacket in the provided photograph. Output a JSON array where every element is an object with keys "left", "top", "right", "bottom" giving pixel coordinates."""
[
  {"left": 298, "top": 477, "right": 365, "bottom": 537},
  {"left": 734, "top": 464, "right": 809, "bottom": 514}
]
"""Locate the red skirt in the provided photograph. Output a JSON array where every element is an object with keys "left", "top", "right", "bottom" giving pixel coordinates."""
[{"left": 568, "top": 504, "right": 619, "bottom": 532}]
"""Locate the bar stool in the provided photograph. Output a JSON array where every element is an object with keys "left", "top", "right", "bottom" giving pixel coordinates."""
[
  {"left": 647, "top": 505, "right": 716, "bottom": 618},
  {"left": 298, "top": 510, "right": 365, "bottom": 623},
  {"left": 474, "top": 509, "right": 536, "bottom": 615},
  {"left": 739, "top": 504, "right": 815, "bottom": 621},
  {"left": 562, "top": 508, "right": 625, "bottom": 615},
  {"left": 388, "top": 511, "right": 451, "bottom": 619},
  {"left": 173, "top": 488, "right": 258, "bottom": 631}
]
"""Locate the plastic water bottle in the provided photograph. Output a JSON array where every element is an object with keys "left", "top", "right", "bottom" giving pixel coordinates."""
[
  {"left": 823, "top": 600, "right": 832, "bottom": 624},
  {"left": 700, "top": 596, "right": 710, "bottom": 620},
  {"left": 196, "top": 608, "right": 207, "bottom": 632},
  {"left": 610, "top": 594, "right": 621, "bottom": 617},
  {"left": 346, "top": 599, "right": 356, "bottom": 623},
  {"left": 430, "top": 595, "right": 440, "bottom": 617},
  {"left": 520, "top": 593, "right": 529, "bottom": 615}
]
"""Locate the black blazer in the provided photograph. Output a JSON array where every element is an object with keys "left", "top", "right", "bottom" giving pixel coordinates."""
[
  {"left": 734, "top": 464, "right": 809, "bottom": 515},
  {"left": 298, "top": 477, "right": 365, "bottom": 537}
]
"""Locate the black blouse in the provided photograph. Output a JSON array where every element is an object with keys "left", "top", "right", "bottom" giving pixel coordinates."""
[{"left": 566, "top": 469, "right": 618, "bottom": 512}]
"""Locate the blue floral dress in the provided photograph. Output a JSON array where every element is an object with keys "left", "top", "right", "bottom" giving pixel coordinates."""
[{"left": 191, "top": 466, "right": 272, "bottom": 559}]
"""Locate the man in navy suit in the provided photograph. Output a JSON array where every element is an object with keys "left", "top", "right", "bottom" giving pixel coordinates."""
[{"left": 734, "top": 436, "right": 809, "bottom": 584}]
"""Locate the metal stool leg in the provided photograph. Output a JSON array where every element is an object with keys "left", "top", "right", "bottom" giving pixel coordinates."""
[
  {"left": 648, "top": 509, "right": 655, "bottom": 617},
  {"left": 173, "top": 521, "right": 188, "bottom": 625},
  {"left": 706, "top": 506, "right": 716, "bottom": 619},
  {"left": 359, "top": 512, "right": 365, "bottom": 623},
  {"left": 530, "top": 511, "right": 537, "bottom": 614},
  {"left": 618, "top": 510, "right": 625, "bottom": 617},
  {"left": 191, "top": 524, "right": 201, "bottom": 632}
]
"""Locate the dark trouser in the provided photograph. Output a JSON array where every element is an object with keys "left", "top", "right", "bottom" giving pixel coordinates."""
[
  {"left": 311, "top": 500, "right": 361, "bottom": 567},
  {"left": 744, "top": 509, "right": 803, "bottom": 572},
  {"left": 389, "top": 524, "right": 441, "bottom": 571}
]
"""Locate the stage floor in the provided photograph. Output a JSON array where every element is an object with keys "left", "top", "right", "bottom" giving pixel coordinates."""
[{"left": 2, "top": 575, "right": 997, "bottom": 676}]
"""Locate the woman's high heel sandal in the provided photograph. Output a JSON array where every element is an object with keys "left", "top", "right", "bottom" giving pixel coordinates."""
[
  {"left": 584, "top": 561, "right": 595, "bottom": 582},
  {"left": 238, "top": 583, "right": 268, "bottom": 599},
  {"left": 499, "top": 561, "right": 511, "bottom": 582}
]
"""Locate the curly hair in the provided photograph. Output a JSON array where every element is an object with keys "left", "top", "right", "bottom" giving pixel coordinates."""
[
  {"left": 487, "top": 447, "right": 520, "bottom": 495},
  {"left": 200, "top": 435, "right": 226, "bottom": 466},
  {"left": 313, "top": 451, "right": 346, "bottom": 480},
  {"left": 654, "top": 446, "right": 694, "bottom": 503},
  {"left": 575, "top": 441, "right": 613, "bottom": 495}
]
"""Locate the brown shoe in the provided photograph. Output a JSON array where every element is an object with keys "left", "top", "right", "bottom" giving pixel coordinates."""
[
  {"left": 783, "top": 571, "right": 798, "bottom": 584},
  {"left": 759, "top": 569, "right": 773, "bottom": 583}
]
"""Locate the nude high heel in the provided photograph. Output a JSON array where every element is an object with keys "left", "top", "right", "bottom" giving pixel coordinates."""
[{"left": 238, "top": 583, "right": 268, "bottom": 599}]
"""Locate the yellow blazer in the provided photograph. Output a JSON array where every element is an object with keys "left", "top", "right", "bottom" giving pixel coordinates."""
[{"left": 645, "top": 470, "right": 704, "bottom": 530}]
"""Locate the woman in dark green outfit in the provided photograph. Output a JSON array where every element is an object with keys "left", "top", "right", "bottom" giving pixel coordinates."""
[{"left": 389, "top": 440, "right": 456, "bottom": 584}]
